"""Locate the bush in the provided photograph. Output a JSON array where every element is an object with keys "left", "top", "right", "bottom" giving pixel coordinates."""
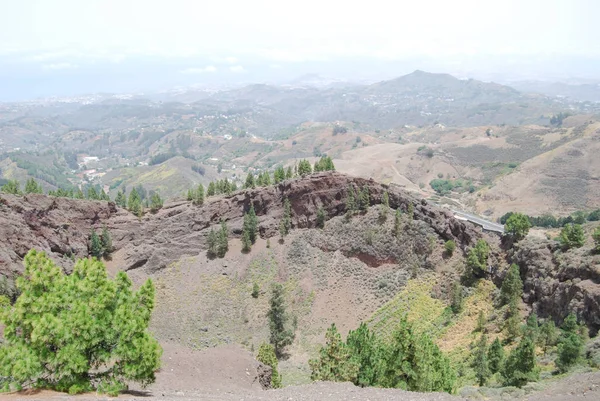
[
  {"left": 444, "top": 240, "right": 456, "bottom": 256},
  {"left": 256, "top": 344, "right": 281, "bottom": 388},
  {"left": 332, "top": 125, "right": 347, "bottom": 135},
  {"left": 0, "top": 250, "right": 162, "bottom": 394}
]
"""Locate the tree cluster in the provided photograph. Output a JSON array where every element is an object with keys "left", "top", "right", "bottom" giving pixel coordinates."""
[
  {"left": 309, "top": 320, "right": 456, "bottom": 393},
  {"left": 313, "top": 156, "right": 335, "bottom": 172},
  {"left": 207, "top": 220, "right": 229, "bottom": 258},
  {"left": 559, "top": 223, "right": 586, "bottom": 250}
]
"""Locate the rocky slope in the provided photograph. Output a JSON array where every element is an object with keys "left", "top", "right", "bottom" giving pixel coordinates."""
[{"left": 0, "top": 172, "right": 480, "bottom": 278}]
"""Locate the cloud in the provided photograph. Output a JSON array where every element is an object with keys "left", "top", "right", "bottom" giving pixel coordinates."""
[
  {"left": 42, "top": 62, "right": 78, "bottom": 70},
  {"left": 180, "top": 65, "right": 217, "bottom": 74},
  {"left": 229, "top": 65, "right": 245, "bottom": 73}
]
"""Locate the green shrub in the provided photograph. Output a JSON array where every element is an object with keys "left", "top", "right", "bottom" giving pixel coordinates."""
[
  {"left": 257, "top": 343, "right": 281, "bottom": 388},
  {"left": 444, "top": 240, "right": 456, "bottom": 256}
]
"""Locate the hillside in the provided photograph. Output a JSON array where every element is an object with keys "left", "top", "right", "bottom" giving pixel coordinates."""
[{"left": 2, "top": 172, "right": 600, "bottom": 399}]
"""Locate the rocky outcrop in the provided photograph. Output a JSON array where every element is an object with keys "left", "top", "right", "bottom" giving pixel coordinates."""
[
  {"left": 510, "top": 238, "right": 600, "bottom": 335},
  {"left": 0, "top": 172, "right": 481, "bottom": 277}
]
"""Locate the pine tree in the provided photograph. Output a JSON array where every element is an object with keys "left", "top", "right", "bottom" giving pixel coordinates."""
[
  {"left": 241, "top": 228, "right": 251, "bottom": 253},
  {"left": 268, "top": 283, "right": 295, "bottom": 356},
  {"left": 559, "top": 223, "right": 586, "bottom": 250},
  {"left": 285, "top": 166, "right": 293, "bottom": 179},
  {"left": 359, "top": 187, "right": 370, "bottom": 211},
  {"left": 207, "top": 228, "right": 218, "bottom": 258},
  {"left": 346, "top": 186, "right": 356, "bottom": 215},
  {"left": 90, "top": 230, "right": 103, "bottom": 259},
  {"left": 556, "top": 313, "right": 584, "bottom": 372},
  {"left": 25, "top": 178, "right": 42, "bottom": 194},
  {"left": 505, "top": 299, "right": 521, "bottom": 343},
  {"left": 150, "top": 193, "right": 163, "bottom": 212},
  {"left": 262, "top": 172, "right": 271, "bottom": 186},
  {"left": 316, "top": 206, "right": 326, "bottom": 228},
  {"left": 444, "top": 240, "right": 456, "bottom": 256},
  {"left": 380, "top": 191, "right": 390, "bottom": 221},
  {"left": 345, "top": 322, "right": 383, "bottom": 387},
  {"left": 393, "top": 209, "right": 402, "bottom": 237},
  {"left": 501, "top": 336, "right": 539, "bottom": 387},
  {"left": 194, "top": 184, "right": 205, "bottom": 205},
  {"left": 309, "top": 323, "right": 358, "bottom": 382},
  {"left": 538, "top": 320, "right": 558, "bottom": 352},
  {"left": 217, "top": 220, "right": 229, "bottom": 258},
  {"left": 274, "top": 166, "right": 285, "bottom": 183},
  {"left": 0, "top": 251, "right": 161, "bottom": 395},
  {"left": 488, "top": 338, "right": 505, "bottom": 374},
  {"left": 247, "top": 205, "right": 258, "bottom": 243},
  {"left": 523, "top": 313, "right": 539, "bottom": 344},
  {"left": 466, "top": 239, "right": 490, "bottom": 276},
  {"left": 450, "top": 282, "right": 463, "bottom": 314},
  {"left": 256, "top": 343, "right": 281, "bottom": 388},
  {"left": 186, "top": 189, "right": 194, "bottom": 201},
  {"left": 127, "top": 188, "right": 142, "bottom": 216},
  {"left": 501, "top": 264, "right": 523, "bottom": 306},
  {"left": 245, "top": 172, "right": 255, "bottom": 189},
  {"left": 279, "top": 198, "right": 292, "bottom": 237},
  {"left": 87, "top": 187, "right": 99, "bottom": 200},
  {"left": 297, "top": 159, "right": 312, "bottom": 176},
  {"left": 207, "top": 182, "right": 216, "bottom": 197},
  {"left": 472, "top": 333, "right": 490, "bottom": 386},
  {"left": 74, "top": 188, "right": 84, "bottom": 199},
  {"left": 100, "top": 226, "right": 113, "bottom": 256},
  {"left": 115, "top": 191, "right": 126, "bottom": 207},
  {"left": 1, "top": 179, "right": 20, "bottom": 195},
  {"left": 100, "top": 189, "right": 110, "bottom": 201},
  {"left": 407, "top": 203, "right": 414, "bottom": 220}
]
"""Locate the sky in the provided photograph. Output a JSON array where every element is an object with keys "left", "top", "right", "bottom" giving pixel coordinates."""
[{"left": 0, "top": 0, "right": 598, "bottom": 100}]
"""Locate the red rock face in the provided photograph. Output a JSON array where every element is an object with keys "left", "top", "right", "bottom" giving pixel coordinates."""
[{"left": 0, "top": 172, "right": 480, "bottom": 276}]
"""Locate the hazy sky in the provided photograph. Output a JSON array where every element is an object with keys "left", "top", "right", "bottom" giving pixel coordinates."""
[{"left": 0, "top": 0, "right": 598, "bottom": 99}]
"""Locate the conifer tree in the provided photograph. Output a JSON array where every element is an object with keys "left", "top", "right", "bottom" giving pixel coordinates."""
[
  {"left": 559, "top": 223, "right": 586, "bottom": 250},
  {"left": 523, "top": 313, "right": 539, "bottom": 344},
  {"left": 217, "top": 220, "right": 229, "bottom": 258},
  {"left": 245, "top": 172, "right": 255, "bottom": 189},
  {"left": 280, "top": 198, "right": 292, "bottom": 237},
  {"left": 87, "top": 187, "right": 99, "bottom": 200},
  {"left": 195, "top": 184, "right": 205, "bottom": 205},
  {"left": 1, "top": 179, "right": 20, "bottom": 195},
  {"left": 241, "top": 228, "right": 251, "bottom": 253},
  {"left": 268, "top": 283, "right": 295, "bottom": 356},
  {"left": 359, "top": 186, "right": 370, "bottom": 211},
  {"left": 501, "top": 263, "right": 523, "bottom": 306},
  {"left": 90, "top": 230, "right": 103, "bottom": 259},
  {"left": 25, "top": 178, "right": 43, "bottom": 194},
  {"left": 450, "top": 282, "right": 463, "bottom": 314},
  {"left": 297, "top": 159, "right": 312, "bottom": 176},
  {"left": 393, "top": 209, "right": 402, "bottom": 237},
  {"left": 309, "top": 323, "right": 358, "bottom": 382},
  {"left": 593, "top": 227, "right": 600, "bottom": 253},
  {"left": 115, "top": 190, "right": 126, "bottom": 207},
  {"left": 538, "top": 320, "right": 558, "bottom": 352},
  {"left": 380, "top": 191, "right": 389, "bottom": 221},
  {"left": 207, "top": 181, "right": 216, "bottom": 197},
  {"left": 274, "top": 166, "right": 285, "bottom": 183},
  {"left": 472, "top": 333, "right": 490, "bottom": 386},
  {"left": 207, "top": 228, "right": 218, "bottom": 258},
  {"left": 556, "top": 313, "right": 584, "bottom": 372},
  {"left": 0, "top": 251, "right": 162, "bottom": 395},
  {"left": 488, "top": 338, "right": 505, "bottom": 374},
  {"left": 246, "top": 205, "right": 258, "bottom": 243},
  {"left": 74, "top": 188, "right": 84, "bottom": 199},
  {"left": 100, "top": 189, "right": 110, "bottom": 201},
  {"left": 251, "top": 282, "right": 260, "bottom": 298},
  {"left": 345, "top": 186, "right": 356, "bottom": 215},
  {"left": 186, "top": 189, "right": 194, "bottom": 201},
  {"left": 101, "top": 226, "right": 113, "bottom": 256},
  {"left": 466, "top": 239, "right": 490, "bottom": 276},
  {"left": 285, "top": 166, "right": 293, "bottom": 179},
  {"left": 505, "top": 299, "right": 521, "bottom": 343},
  {"left": 501, "top": 336, "right": 539, "bottom": 387},
  {"left": 150, "top": 193, "right": 163, "bottom": 212},
  {"left": 127, "top": 188, "right": 142, "bottom": 216}
]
